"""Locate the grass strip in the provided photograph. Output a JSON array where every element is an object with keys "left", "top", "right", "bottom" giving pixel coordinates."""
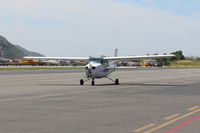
[
  {"left": 168, "top": 60, "right": 200, "bottom": 68},
  {"left": 0, "top": 66, "right": 84, "bottom": 71}
]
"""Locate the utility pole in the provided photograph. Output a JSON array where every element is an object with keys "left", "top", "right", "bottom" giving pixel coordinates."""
[{"left": 114, "top": 48, "right": 118, "bottom": 57}]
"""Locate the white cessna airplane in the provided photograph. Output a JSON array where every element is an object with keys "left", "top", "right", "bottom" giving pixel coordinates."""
[{"left": 24, "top": 54, "right": 175, "bottom": 85}]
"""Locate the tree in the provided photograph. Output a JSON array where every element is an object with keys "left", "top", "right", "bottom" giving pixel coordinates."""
[{"left": 170, "top": 50, "right": 185, "bottom": 61}]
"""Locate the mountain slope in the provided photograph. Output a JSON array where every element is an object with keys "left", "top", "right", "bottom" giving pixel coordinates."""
[
  {"left": 0, "top": 35, "right": 24, "bottom": 59},
  {"left": 0, "top": 35, "right": 44, "bottom": 59},
  {"left": 15, "top": 45, "right": 44, "bottom": 57}
]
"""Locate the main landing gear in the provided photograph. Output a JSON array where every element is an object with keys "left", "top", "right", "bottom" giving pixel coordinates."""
[
  {"left": 80, "top": 78, "right": 119, "bottom": 85},
  {"left": 107, "top": 77, "right": 119, "bottom": 85},
  {"left": 115, "top": 79, "right": 119, "bottom": 85}
]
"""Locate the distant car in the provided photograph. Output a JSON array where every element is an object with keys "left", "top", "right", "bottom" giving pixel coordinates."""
[
  {"left": 38, "top": 61, "right": 48, "bottom": 66},
  {"left": 44, "top": 60, "right": 60, "bottom": 66},
  {"left": 155, "top": 62, "right": 163, "bottom": 67},
  {"left": 0, "top": 60, "right": 12, "bottom": 66},
  {"left": 60, "top": 60, "right": 71, "bottom": 66}
]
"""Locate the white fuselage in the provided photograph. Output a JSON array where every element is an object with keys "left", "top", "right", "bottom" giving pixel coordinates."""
[{"left": 85, "top": 61, "right": 116, "bottom": 78}]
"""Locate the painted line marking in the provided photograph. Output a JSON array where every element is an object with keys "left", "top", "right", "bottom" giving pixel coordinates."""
[
  {"left": 0, "top": 87, "right": 125, "bottom": 103},
  {"left": 143, "top": 108, "right": 200, "bottom": 133},
  {"left": 133, "top": 123, "right": 156, "bottom": 132},
  {"left": 0, "top": 94, "right": 65, "bottom": 103},
  {"left": 188, "top": 106, "right": 199, "bottom": 111},
  {"left": 163, "top": 115, "right": 200, "bottom": 133},
  {"left": 164, "top": 114, "right": 180, "bottom": 120}
]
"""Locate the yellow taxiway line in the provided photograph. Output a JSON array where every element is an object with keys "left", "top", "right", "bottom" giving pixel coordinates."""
[
  {"left": 188, "top": 106, "right": 200, "bottom": 111},
  {"left": 133, "top": 123, "right": 156, "bottom": 133},
  {"left": 143, "top": 108, "right": 200, "bottom": 133},
  {"left": 0, "top": 94, "right": 65, "bottom": 103},
  {"left": 164, "top": 114, "right": 180, "bottom": 120}
]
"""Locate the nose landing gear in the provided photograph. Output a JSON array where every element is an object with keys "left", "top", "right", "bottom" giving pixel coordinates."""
[
  {"left": 91, "top": 78, "right": 95, "bottom": 86},
  {"left": 115, "top": 79, "right": 119, "bottom": 85},
  {"left": 80, "top": 79, "right": 84, "bottom": 85}
]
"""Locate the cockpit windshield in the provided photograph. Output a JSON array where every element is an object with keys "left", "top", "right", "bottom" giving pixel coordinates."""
[{"left": 89, "top": 58, "right": 109, "bottom": 66}]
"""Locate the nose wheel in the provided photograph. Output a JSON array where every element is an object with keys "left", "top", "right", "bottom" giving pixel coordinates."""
[
  {"left": 115, "top": 79, "right": 119, "bottom": 85},
  {"left": 80, "top": 79, "right": 84, "bottom": 85},
  {"left": 91, "top": 78, "right": 95, "bottom": 85}
]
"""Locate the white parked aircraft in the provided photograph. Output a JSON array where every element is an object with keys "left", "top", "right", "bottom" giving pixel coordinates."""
[{"left": 24, "top": 54, "right": 175, "bottom": 85}]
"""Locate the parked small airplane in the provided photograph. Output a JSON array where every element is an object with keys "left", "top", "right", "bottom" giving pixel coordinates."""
[{"left": 24, "top": 54, "right": 175, "bottom": 85}]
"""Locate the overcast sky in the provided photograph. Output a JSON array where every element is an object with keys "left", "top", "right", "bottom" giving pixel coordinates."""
[{"left": 0, "top": 0, "right": 200, "bottom": 57}]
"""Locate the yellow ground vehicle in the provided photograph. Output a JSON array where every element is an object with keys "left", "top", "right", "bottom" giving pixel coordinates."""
[{"left": 21, "top": 59, "right": 39, "bottom": 65}]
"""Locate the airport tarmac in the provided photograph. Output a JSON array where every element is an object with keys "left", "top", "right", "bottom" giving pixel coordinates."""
[{"left": 0, "top": 68, "right": 200, "bottom": 133}]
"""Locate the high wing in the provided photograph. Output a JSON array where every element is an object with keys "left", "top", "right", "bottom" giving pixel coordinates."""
[
  {"left": 24, "top": 54, "right": 175, "bottom": 61},
  {"left": 103, "top": 54, "right": 175, "bottom": 60},
  {"left": 23, "top": 56, "right": 89, "bottom": 61}
]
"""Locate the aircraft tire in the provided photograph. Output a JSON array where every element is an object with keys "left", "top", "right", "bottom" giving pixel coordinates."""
[
  {"left": 92, "top": 80, "right": 95, "bottom": 86},
  {"left": 115, "top": 79, "right": 119, "bottom": 85},
  {"left": 80, "top": 79, "right": 84, "bottom": 85}
]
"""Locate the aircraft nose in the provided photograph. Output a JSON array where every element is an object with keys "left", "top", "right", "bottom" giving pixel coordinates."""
[{"left": 85, "top": 65, "right": 96, "bottom": 70}]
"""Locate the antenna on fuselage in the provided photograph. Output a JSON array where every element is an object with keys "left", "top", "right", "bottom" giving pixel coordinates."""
[{"left": 114, "top": 48, "right": 118, "bottom": 57}]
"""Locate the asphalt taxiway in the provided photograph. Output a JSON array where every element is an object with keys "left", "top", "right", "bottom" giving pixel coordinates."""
[{"left": 0, "top": 68, "right": 200, "bottom": 133}]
